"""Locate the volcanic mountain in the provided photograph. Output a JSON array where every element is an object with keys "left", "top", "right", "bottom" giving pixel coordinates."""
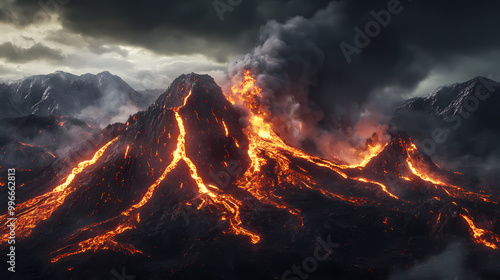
[{"left": 1, "top": 73, "right": 499, "bottom": 280}]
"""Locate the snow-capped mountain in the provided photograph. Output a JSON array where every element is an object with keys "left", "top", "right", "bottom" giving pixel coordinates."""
[
  {"left": 0, "top": 71, "right": 159, "bottom": 126},
  {"left": 396, "top": 76, "right": 500, "bottom": 118}
]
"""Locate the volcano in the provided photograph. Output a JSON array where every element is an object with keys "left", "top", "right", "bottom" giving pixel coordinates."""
[{"left": 1, "top": 73, "right": 499, "bottom": 280}]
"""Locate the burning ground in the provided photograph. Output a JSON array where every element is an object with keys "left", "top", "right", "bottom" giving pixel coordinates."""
[{"left": 1, "top": 72, "right": 499, "bottom": 279}]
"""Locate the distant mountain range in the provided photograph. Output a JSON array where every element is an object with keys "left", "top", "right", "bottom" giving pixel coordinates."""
[
  {"left": 0, "top": 71, "right": 161, "bottom": 178},
  {"left": 0, "top": 71, "right": 160, "bottom": 126}
]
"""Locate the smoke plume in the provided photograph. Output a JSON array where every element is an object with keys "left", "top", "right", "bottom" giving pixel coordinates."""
[{"left": 226, "top": 2, "right": 391, "bottom": 164}]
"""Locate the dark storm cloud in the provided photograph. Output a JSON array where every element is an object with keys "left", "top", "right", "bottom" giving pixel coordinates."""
[
  {"left": 228, "top": 0, "right": 500, "bottom": 115},
  {"left": 2, "top": 0, "right": 499, "bottom": 108},
  {"left": 226, "top": 0, "right": 500, "bottom": 161},
  {"left": 2, "top": 0, "right": 331, "bottom": 62},
  {"left": 0, "top": 42, "right": 65, "bottom": 63},
  {"left": 0, "top": 0, "right": 43, "bottom": 26},
  {"left": 304, "top": 0, "right": 500, "bottom": 111}
]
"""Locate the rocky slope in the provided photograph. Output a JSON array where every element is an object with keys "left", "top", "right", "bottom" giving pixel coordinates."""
[{"left": 1, "top": 74, "right": 499, "bottom": 280}]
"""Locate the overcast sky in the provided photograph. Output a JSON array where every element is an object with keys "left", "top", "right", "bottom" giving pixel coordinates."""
[{"left": 0, "top": 0, "right": 499, "bottom": 104}]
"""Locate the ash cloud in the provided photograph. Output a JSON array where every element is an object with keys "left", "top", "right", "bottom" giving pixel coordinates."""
[
  {"left": 3, "top": 0, "right": 500, "bottom": 165},
  {"left": 225, "top": 0, "right": 500, "bottom": 163}
]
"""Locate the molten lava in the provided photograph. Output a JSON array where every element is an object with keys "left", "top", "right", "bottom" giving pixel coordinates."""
[
  {"left": 460, "top": 212, "right": 500, "bottom": 249},
  {"left": 50, "top": 89, "right": 260, "bottom": 262},
  {"left": 1, "top": 137, "right": 117, "bottom": 242},
  {"left": 228, "top": 70, "right": 399, "bottom": 212},
  {"left": 3, "top": 71, "right": 499, "bottom": 267}
]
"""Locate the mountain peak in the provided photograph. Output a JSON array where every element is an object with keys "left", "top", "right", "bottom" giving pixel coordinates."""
[
  {"left": 0, "top": 71, "right": 158, "bottom": 126},
  {"left": 155, "top": 73, "right": 226, "bottom": 109},
  {"left": 96, "top": 70, "right": 113, "bottom": 76},
  {"left": 396, "top": 75, "right": 499, "bottom": 117}
]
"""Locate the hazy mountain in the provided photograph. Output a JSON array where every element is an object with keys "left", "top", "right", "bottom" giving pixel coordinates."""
[
  {"left": 0, "top": 71, "right": 160, "bottom": 127},
  {"left": 392, "top": 76, "right": 500, "bottom": 187}
]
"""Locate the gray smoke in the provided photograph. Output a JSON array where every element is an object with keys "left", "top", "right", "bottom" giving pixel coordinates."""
[
  {"left": 226, "top": 0, "right": 500, "bottom": 165},
  {"left": 388, "top": 243, "right": 478, "bottom": 280},
  {"left": 226, "top": 2, "right": 391, "bottom": 163}
]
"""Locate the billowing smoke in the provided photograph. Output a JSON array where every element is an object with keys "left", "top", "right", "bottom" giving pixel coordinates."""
[
  {"left": 226, "top": 2, "right": 391, "bottom": 163},
  {"left": 224, "top": 0, "right": 500, "bottom": 166}
]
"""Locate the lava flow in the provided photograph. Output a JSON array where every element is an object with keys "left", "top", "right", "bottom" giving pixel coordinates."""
[
  {"left": 226, "top": 70, "right": 497, "bottom": 248},
  {"left": 2, "top": 71, "right": 499, "bottom": 267},
  {"left": 228, "top": 70, "right": 399, "bottom": 210},
  {"left": 1, "top": 137, "right": 117, "bottom": 242},
  {"left": 50, "top": 88, "right": 259, "bottom": 263}
]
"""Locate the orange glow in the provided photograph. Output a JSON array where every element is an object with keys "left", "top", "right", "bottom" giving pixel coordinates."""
[
  {"left": 228, "top": 70, "right": 398, "bottom": 211},
  {"left": 460, "top": 213, "right": 500, "bottom": 249},
  {"left": 338, "top": 142, "right": 389, "bottom": 169},
  {"left": 19, "top": 142, "right": 35, "bottom": 147},
  {"left": 50, "top": 89, "right": 260, "bottom": 262},
  {"left": 354, "top": 177, "right": 398, "bottom": 199},
  {"left": 21, "top": 71, "right": 500, "bottom": 264},
  {"left": 46, "top": 151, "right": 56, "bottom": 158},
  {"left": 124, "top": 145, "right": 130, "bottom": 159},
  {"left": 1, "top": 137, "right": 117, "bottom": 241},
  {"left": 222, "top": 120, "right": 229, "bottom": 137},
  {"left": 404, "top": 140, "right": 495, "bottom": 203}
]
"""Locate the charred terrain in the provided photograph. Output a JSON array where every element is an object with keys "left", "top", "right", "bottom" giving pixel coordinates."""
[{"left": 1, "top": 73, "right": 500, "bottom": 280}]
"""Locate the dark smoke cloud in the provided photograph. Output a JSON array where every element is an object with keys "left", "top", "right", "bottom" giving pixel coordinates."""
[
  {"left": 3, "top": 0, "right": 500, "bottom": 163},
  {"left": 230, "top": 0, "right": 500, "bottom": 109},
  {"left": 1, "top": 0, "right": 331, "bottom": 62},
  {"left": 225, "top": 0, "right": 500, "bottom": 162}
]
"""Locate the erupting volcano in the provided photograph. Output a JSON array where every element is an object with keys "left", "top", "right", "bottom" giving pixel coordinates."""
[{"left": 1, "top": 71, "right": 499, "bottom": 279}]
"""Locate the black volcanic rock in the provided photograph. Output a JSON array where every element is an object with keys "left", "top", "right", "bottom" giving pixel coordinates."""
[
  {"left": 120, "top": 73, "right": 250, "bottom": 191},
  {"left": 1, "top": 74, "right": 499, "bottom": 280}
]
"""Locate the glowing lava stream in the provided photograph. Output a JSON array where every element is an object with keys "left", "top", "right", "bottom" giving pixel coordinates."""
[
  {"left": 229, "top": 71, "right": 399, "bottom": 205},
  {"left": 50, "top": 89, "right": 260, "bottom": 263},
  {"left": 404, "top": 141, "right": 496, "bottom": 204},
  {"left": 226, "top": 71, "right": 500, "bottom": 251},
  {"left": 0, "top": 137, "right": 117, "bottom": 242},
  {"left": 460, "top": 212, "right": 500, "bottom": 249}
]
